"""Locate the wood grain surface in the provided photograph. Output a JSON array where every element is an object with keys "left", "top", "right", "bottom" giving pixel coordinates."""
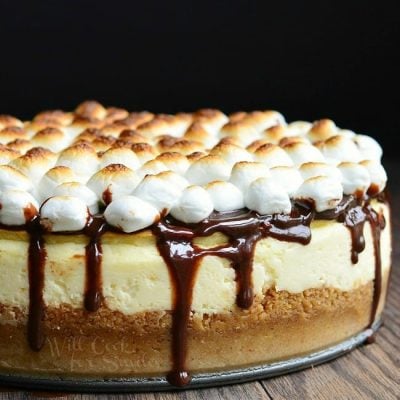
[{"left": 1, "top": 161, "right": 399, "bottom": 400}]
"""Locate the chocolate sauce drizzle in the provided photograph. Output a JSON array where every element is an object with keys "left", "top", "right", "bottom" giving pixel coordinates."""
[
  {"left": 0, "top": 194, "right": 386, "bottom": 387},
  {"left": 315, "top": 196, "right": 386, "bottom": 326},
  {"left": 26, "top": 217, "right": 47, "bottom": 351},
  {"left": 83, "top": 216, "right": 107, "bottom": 312},
  {"left": 364, "top": 203, "right": 385, "bottom": 327},
  {"left": 153, "top": 209, "right": 313, "bottom": 385}
]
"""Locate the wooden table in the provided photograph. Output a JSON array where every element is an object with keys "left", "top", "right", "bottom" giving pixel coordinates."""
[{"left": 1, "top": 161, "right": 399, "bottom": 400}]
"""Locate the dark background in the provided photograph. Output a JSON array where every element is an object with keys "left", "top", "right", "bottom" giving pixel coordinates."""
[{"left": 0, "top": 1, "right": 399, "bottom": 157}]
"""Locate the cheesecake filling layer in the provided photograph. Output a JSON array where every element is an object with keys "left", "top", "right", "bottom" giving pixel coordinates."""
[{"left": 0, "top": 200, "right": 390, "bottom": 314}]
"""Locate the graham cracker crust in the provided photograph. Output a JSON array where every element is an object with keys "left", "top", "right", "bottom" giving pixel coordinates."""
[{"left": 0, "top": 276, "right": 389, "bottom": 378}]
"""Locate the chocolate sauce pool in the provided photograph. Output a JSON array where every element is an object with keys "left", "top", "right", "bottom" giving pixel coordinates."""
[{"left": 0, "top": 194, "right": 387, "bottom": 387}]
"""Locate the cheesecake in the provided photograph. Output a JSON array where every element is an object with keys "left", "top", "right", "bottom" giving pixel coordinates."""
[{"left": 0, "top": 102, "right": 391, "bottom": 387}]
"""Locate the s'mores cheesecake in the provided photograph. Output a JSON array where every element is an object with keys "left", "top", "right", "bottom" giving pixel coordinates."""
[{"left": 0, "top": 102, "right": 391, "bottom": 387}]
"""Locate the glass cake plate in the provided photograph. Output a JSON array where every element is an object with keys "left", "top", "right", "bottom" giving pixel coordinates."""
[{"left": 0, "top": 320, "right": 380, "bottom": 393}]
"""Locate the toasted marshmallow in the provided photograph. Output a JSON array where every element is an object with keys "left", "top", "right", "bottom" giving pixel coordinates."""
[
  {"left": 137, "top": 118, "right": 173, "bottom": 139},
  {"left": 99, "top": 123, "right": 127, "bottom": 138},
  {"left": 193, "top": 109, "right": 229, "bottom": 134},
  {"left": 154, "top": 171, "right": 189, "bottom": 192},
  {"left": 205, "top": 181, "right": 244, "bottom": 212},
  {"left": 299, "top": 162, "right": 342, "bottom": 181},
  {"left": 53, "top": 182, "right": 99, "bottom": 214},
  {"left": 170, "top": 185, "right": 213, "bottom": 223},
  {"left": 229, "top": 161, "right": 270, "bottom": 192},
  {"left": 118, "top": 112, "right": 154, "bottom": 129},
  {"left": 187, "top": 151, "right": 206, "bottom": 163},
  {"left": 210, "top": 143, "right": 253, "bottom": 167},
  {"left": 283, "top": 142, "right": 325, "bottom": 166},
  {"left": 134, "top": 172, "right": 185, "bottom": 212},
  {"left": 24, "top": 120, "right": 61, "bottom": 139},
  {"left": 353, "top": 134, "right": 383, "bottom": 160},
  {"left": 269, "top": 166, "right": 303, "bottom": 196},
  {"left": 245, "top": 177, "right": 291, "bottom": 215},
  {"left": 56, "top": 143, "right": 99, "bottom": 180},
  {"left": 242, "top": 110, "right": 285, "bottom": 132},
  {"left": 38, "top": 166, "right": 77, "bottom": 202},
  {"left": 0, "top": 115, "right": 24, "bottom": 130},
  {"left": 279, "top": 136, "right": 310, "bottom": 147},
  {"left": 33, "top": 110, "right": 74, "bottom": 126},
  {"left": 261, "top": 125, "right": 287, "bottom": 144},
  {"left": 75, "top": 100, "right": 107, "bottom": 120},
  {"left": 40, "top": 196, "right": 89, "bottom": 232},
  {"left": 75, "top": 128, "right": 101, "bottom": 143},
  {"left": 184, "top": 122, "right": 218, "bottom": 148},
  {"left": 131, "top": 143, "right": 158, "bottom": 164},
  {"left": 156, "top": 152, "right": 190, "bottom": 175},
  {"left": 228, "top": 111, "right": 247, "bottom": 122},
  {"left": 359, "top": 160, "right": 387, "bottom": 194},
  {"left": 91, "top": 135, "right": 116, "bottom": 152},
  {"left": 246, "top": 139, "right": 271, "bottom": 153},
  {"left": 87, "top": 164, "right": 140, "bottom": 204},
  {"left": 32, "top": 127, "right": 70, "bottom": 152},
  {"left": 0, "top": 189, "right": 39, "bottom": 225},
  {"left": 0, "top": 127, "right": 28, "bottom": 144},
  {"left": 337, "top": 129, "right": 356, "bottom": 139},
  {"left": 100, "top": 147, "right": 141, "bottom": 170},
  {"left": 286, "top": 121, "right": 313, "bottom": 137},
  {"left": 159, "top": 113, "right": 192, "bottom": 137},
  {"left": 104, "top": 195, "right": 159, "bottom": 233},
  {"left": 118, "top": 129, "right": 147, "bottom": 143},
  {"left": 254, "top": 144, "right": 294, "bottom": 167},
  {"left": 295, "top": 176, "right": 343, "bottom": 212},
  {"left": 104, "top": 107, "right": 129, "bottom": 124},
  {"left": 112, "top": 139, "right": 135, "bottom": 149},
  {"left": 157, "top": 136, "right": 203, "bottom": 155},
  {"left": 0, "top": 146, "right": 20, "bottom": 164},
  {"left": 10, "top": 147, "right": 57, "bottom": 183},
  {"left": 213, "top": 135, "right": 239, "bottom": 147},
  {"left": 317, "top": 135, "right": 362, "bottom": 165},
  {"left": 219, "top": 121, "right": 260, "bottom": 147},
  {"left": 64, "top": 118, "right": 103, "bottom": 140},
  {"left": 307, "top": 119, "right": 338, "bottom": 142},
  {"left": 0, "top": 165, "right": 32, "bottom": 192},
  {"left": 337, "top": 162, "right": 371, "bottom": 196},
  {"left": 185, "top": 155, "right": 231, "bottom": 185},
  {"left": 6, "top": 139, "right": 32, "bottom": 154},
  {"left": 138, "top": 159, "right": 169, "bottom": 179}
]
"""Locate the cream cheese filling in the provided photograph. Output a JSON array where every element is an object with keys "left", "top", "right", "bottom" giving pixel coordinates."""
[{"left": 0, "top": 203, "right": 391, "bottom": 315}]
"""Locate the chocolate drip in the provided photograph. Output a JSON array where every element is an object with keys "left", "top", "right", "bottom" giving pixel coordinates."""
[
  {"left": 343, "top": 205, "right": 367, "bottom": 264},
  {"left": 153, "top": 222, "right": 198, "bottom": 387},
  {"left": 102, "top": 188, "right": 112, "bottom": 205},
  {"left": 364, "top": 204, "right": 385, "bottom": 327},
  {"left": 24, "top": 214, "right": 108, "bottom": 351},
  {"left": 26, "top": 217, "right": 47, "bottom": 351},
  {"left": 153, "top": 209, "right": 313, "bottom": 386},
  {"left": 191, "top": 212, "right": 268, "bottom": 309},
  {"left": 314, "top": 195, "right": 368, "bottom": 265},
  {"left": 321, "top": 196, "right": 385, "bottom": 327},
  {"left": 84, "top": 216, "right": 107, "bottom": 312}
]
